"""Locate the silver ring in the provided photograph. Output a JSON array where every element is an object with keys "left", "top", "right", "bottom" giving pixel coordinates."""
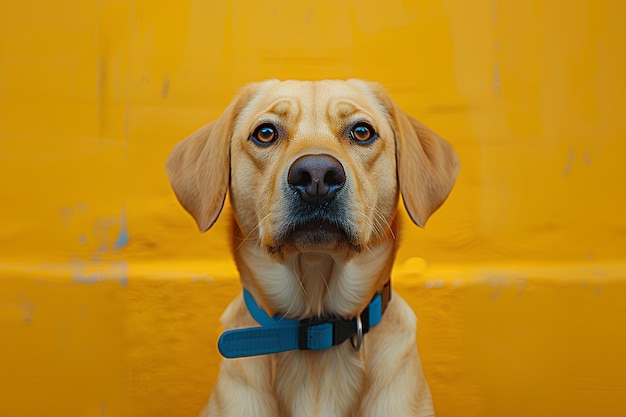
[{"left": 350, "top": 316, "right": 363, "bottom": 352}]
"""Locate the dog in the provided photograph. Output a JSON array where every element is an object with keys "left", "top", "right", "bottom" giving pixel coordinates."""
[{"left": 166, "top": 80, "right": 459, "bottom": 417}]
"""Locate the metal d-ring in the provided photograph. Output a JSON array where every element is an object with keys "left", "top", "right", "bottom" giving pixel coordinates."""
[{"left": 350, "top": 315, "right": 363, "bottom": 352}]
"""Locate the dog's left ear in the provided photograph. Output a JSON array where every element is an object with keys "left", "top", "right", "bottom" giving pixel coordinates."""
[{"left": 353, "top": 80, "right": 460, "bottom": 227}]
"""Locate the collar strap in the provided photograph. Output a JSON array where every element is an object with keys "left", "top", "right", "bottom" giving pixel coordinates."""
[{"left": 218, "top": 281, "right": 391, "bottom": 359}]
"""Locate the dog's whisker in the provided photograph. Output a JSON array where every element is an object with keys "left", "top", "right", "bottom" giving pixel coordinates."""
[
  {"left": 371, "top": 207, "right": 393, "bottom": 238},
  {"left": 232, "top": 234, "right": 260, "bottom": 241},
  {"left": 292, "top": 261, "right": 308, "bottom": 297},
  {"left": 278, "top": 264, "right": 307, "bottom": 318},
  {"left": 281, "top": 290, "right": 300, "bottom": 319},
  {"left": 366, "top": 204, "right": 396, "bottom": 241},
  {"left": 373, "top": 215, "right": 386, "bottom": 241},
  {"left": 320, "top": 270, "right": 335, "bottom": 315},
  {"left": 355, "top": 209, "right": 385, "bottom": 243},
  {"left": 233, "top": 212, "right": 274, "bottom": 253}
]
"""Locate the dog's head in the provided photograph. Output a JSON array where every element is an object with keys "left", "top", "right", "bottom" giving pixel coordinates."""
[{"left": 167, "top": 80, "right": 459, "bottom": 261}]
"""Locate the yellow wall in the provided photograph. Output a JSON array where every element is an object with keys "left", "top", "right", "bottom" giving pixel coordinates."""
[{"left": 1, "top": 1, "right": 625, "bottom": 416}]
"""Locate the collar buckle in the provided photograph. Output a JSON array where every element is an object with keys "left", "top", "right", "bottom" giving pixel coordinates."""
[{"left": 350, "top": 315, "right": 363, "bottom": 351}]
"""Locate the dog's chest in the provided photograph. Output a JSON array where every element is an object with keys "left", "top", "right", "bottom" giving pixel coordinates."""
[{"left": 273, "top": 345, "right": 366, "bottom": 417}]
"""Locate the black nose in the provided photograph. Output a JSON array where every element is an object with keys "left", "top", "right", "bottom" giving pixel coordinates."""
[{"left": 287, "top": 154, "right": 346, "bottom": 205}]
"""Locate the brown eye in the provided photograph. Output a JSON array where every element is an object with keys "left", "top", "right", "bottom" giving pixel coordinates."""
[
  {"left": 251, "top": 123, "right": 278, "bottom": 146},
  {"left": 350, "top": 122, "right": 377, "bottom": 144}
]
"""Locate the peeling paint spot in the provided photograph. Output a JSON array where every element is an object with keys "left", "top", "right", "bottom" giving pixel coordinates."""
[
  {"left": 490, "top": 0, "right": 499, "bottom": 26},
  {"left": 20, "top": 297, "right": 35, "bottom": 323},
  {"left": 493, "top": 63, "right": 502, "bottom": 93},
  {"left": 491, "top": 0, "right": 502, "bottom": 95},
  {"left": 60, "top": 203, "right": 89, "bottom": 227},
  {"left": 563, "top": 147, "right": 576, "bottom": 177},
  {"left": 425, "top": 279, "right": 445, "bottom": 289},
  {"left": 1, "top": 297, "right": 35, "bottom": 324},
  {"left": 583, "top": 152, "right": 591, "bottom": 166},
  {"left": 119, "top": 262, "right": 129, "bottom": 287},
  {"left": 161, "top": 73, "right": 170, "bottom": 99},
  {"left": 60, "top": 206, "right": 74, "bottom": 227},
  {"left": 581, "top": 276, "right": 603, "bottom": 296},
  {"left": 71, "top": 259, "right": 128, "bottom": 287},
  {"left": 305, "top": 6, "right": 314, "bottom": 23},
  {"left": 73, "top": 273, "right": 101, "bottom": 284},
  {"left": 114, "top": 207, "right": 129, "bottom": 249},
  {"left": 114, "top": 228, "right": 129, "bottom": 249},
  {"left": 490, "top": 288, "right": 502, "bottom": 300},
  {"left": 190, "top": 273, "right": 214, "bottom": 283}
]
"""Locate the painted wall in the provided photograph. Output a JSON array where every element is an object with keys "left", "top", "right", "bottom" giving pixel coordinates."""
[{"left": 1, "top": 1, "right": 625, "bottom": 416}]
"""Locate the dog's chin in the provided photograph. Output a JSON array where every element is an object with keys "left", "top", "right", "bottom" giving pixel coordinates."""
[{"left": 267, "top": 219, "right": 362, "bottom": 258}]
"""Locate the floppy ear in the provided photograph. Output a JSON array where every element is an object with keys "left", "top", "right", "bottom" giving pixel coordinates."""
[
  {"left": 166, "top": 85, "right": 258, "bottom": 232},
  {"left": 349, "top": 79, "right": 459, "bottom": 226},
  {"left": 393, "top": 109, "right": 459, "bottom": 226}
]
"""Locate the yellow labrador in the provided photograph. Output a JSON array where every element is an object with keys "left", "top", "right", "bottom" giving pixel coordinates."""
[{"left": 167, "top": 80, "right": 459, "bottom": 417}]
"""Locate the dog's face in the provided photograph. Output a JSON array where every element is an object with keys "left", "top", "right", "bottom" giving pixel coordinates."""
[
  {"left": 167, "top": 79, "right": 459, "bottom": 262},
  {"left": 228, "top": 80, "right": 399, "bottom": 259}
]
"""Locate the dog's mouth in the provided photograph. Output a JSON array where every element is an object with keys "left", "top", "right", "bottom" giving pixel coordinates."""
[{"left": 268, "top": 216, "right": 361, "bottom": 256}]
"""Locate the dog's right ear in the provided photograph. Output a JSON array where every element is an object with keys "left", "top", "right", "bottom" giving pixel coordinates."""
[{"left": 166, "top": 84, "right": 259, "bottom": 232}]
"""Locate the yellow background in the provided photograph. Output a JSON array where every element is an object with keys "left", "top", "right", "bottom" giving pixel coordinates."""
[{"left": 1, "top": 1, "right": 625, "bottom": 416}]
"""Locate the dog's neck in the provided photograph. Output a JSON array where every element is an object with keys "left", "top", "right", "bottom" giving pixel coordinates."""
[
  {"left": 288, "top": 252, "right": 348, "bottom": 317},
  {"left": 232, "top": 219, "right": 398, "bottom": 319}
]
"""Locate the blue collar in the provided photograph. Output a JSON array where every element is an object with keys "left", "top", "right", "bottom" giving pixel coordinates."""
[{"left": 218, "top": 281, "right": 392, "bottom": 358}]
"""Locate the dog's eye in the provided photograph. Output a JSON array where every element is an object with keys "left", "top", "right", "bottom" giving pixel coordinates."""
[
  {"left": 250, "top": 123, "right": 278, "bottom": 146},
  {"left": 350, "top": 122, "right": 377, "bottom": 144}
]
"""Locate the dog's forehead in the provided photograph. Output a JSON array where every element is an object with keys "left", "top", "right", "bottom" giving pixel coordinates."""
[{"left": 245, "top": 80, "right": 384, "bottom": 121}]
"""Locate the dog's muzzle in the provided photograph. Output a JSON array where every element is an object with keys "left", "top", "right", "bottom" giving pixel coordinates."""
[{"left": 267, "top": 154, "right": 361, "bottom": 255}]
